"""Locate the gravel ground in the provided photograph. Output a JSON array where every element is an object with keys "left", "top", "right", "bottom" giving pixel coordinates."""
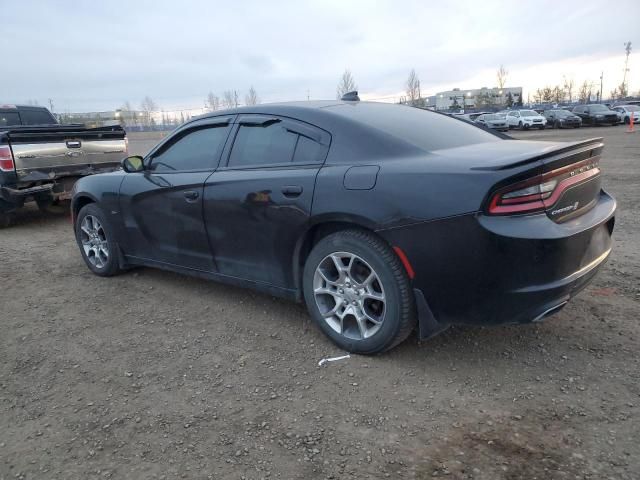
[{"left": 1, "top": 126, "right": 638, "bottom": 480}]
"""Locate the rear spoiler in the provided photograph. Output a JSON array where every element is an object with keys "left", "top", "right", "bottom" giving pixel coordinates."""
[{"left": 472, "top": 137, "right": 604, "bottom": 171}]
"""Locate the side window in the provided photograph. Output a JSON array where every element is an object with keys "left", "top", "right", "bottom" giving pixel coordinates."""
[
  {"left": 228, "top": 121, "right": 298, "bottom": 168},
  {"left": 19, "top": 109, "right": 55, "bottom": 125},
  {"left": 150, "top": 125, "right": 230, "bottom": 172},
  {"left": 228, "top": 117, "right": 329, "bottom": 168}
]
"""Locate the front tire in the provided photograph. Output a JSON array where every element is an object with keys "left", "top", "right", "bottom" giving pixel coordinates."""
[
  {"left": 303, "top": 230, "right": 416, "bottom": 354},
  {"left": 75, "top": 203, "right": 122, "bottom": 277}
]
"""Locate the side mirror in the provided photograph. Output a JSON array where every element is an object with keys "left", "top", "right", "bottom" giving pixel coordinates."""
[{"left": 122, "top": 155, "right": 145, "bottom": 173}]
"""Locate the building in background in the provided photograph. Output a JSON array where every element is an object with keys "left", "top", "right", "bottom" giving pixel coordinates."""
[{"left": 425, "top": 86, "right": 523, "bottom": 111}]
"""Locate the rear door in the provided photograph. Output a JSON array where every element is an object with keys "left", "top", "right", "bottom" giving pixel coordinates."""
[
  {"left": 203, "top": 114, "right": 330, "bottom": 288},
  {"left": 119, "top": 116, "right": 234, "bottom": 270}
]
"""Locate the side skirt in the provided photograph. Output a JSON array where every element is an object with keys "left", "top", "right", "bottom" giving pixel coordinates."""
[{"left": 122, "top": 254, "right": 299, "bottom": 301}]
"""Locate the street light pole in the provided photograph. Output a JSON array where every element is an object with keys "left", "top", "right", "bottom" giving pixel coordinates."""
[{"left": 599, "top": 72, "right": 603, "bottom": 103}]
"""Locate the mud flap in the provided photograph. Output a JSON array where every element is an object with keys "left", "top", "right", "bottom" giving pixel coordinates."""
[{"left": 414, "top": 288, "right": 449, "bottom": 340}]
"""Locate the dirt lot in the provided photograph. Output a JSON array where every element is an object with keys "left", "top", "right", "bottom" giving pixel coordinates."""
[{"left": 1, "top": 126, "right": 638, "bottom": 480}]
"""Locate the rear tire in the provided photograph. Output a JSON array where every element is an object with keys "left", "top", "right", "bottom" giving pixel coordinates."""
[
  {"left": 303, "top": 229, "right": 416, "bottom": 354},
  {"left": 75, "top": 203, "right": 122, "bottom": 277},
  {"left": 36, "top": 195, "right": 67, "bottom": 215},
  {"left": 0, "top": 211, "right": 13, "bottom": 229}
]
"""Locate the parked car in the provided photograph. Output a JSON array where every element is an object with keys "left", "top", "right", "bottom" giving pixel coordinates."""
[
  {"left": 543, "top": 109, "right": 582, "bottom": 128},
  {"left": 612, "top": 105, "right": 640, "bottom": 125},
  {"left": 572, "top": 104, "right": 619, "bottom": 126},
  {"left": 0, "top": 104, "right": 127, "bottom": 227},
  {"left": 71, "top": 100, "right": 615, "bottom": 354},
  {"left": 505, "top": 109, "right": 547, "bottom": 129},
  {"left": 474, "top": 113, "right": 509, "bottom": 131}
]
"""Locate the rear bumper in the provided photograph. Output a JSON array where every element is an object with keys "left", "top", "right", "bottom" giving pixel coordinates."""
[{"left": 379, "top": 190, "right": 616, "bottom": 334}]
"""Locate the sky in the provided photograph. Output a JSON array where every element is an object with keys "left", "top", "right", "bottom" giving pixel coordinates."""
[{"left": 2, "top": 0, "right": 639, "bottom": 113}]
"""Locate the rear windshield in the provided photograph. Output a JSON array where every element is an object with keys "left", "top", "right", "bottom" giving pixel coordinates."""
[
  {"left": 19, "top": 108, "right": 56, "bottom": 125},
  {"left": 327, "top": 103, "right": 497, "bottom": 151},
  {"left": 0, "top": 111, "right": 21, "bottom": 127}
]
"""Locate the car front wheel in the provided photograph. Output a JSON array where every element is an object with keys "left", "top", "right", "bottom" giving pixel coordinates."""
[
  {"left": 75, "top": 203, "right": 122, "bottom": 277},
  {"left": 303, "top": 230, "right": 416, "bottom": 354}
]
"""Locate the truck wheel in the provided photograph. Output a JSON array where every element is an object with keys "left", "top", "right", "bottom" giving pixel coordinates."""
[
  {"left": 0, "top": 211, "right": 13, "bottom": 229},
  {"left": 303, "top": 229, "right": 416, "bottom": 354},
  {"left": 75, "top": 203, "right": 122, "bottom": 277},
  {"left": 36, "top": 195, "right": 67, "bottom": 215}
]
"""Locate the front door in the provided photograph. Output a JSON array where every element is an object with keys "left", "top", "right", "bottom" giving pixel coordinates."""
[
  {"left": 203, "top": 114, "right": 330, "bottom": 288},
  {"left": 119, "top": 117, "right": 233, "bottom": 271}
]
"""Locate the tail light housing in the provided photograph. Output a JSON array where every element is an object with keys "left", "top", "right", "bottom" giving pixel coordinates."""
[
  {"left": 488, "top": 157, "right": 601, "bottom": 215},
  {"left": 0, "top": 145, "right": 15, "bottom": 172}
]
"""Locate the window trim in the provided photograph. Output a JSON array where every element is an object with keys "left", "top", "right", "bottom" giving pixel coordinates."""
[
  {"left": 145, "top": 116, "right": 234, "bottom": 173},
  {"left": 219, "top": 114, "right": 331, "bottom": 171}
]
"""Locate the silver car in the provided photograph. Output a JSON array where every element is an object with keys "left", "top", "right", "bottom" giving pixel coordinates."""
[{"left": 474, "top": 113, "right": 509, "bottom": 132}]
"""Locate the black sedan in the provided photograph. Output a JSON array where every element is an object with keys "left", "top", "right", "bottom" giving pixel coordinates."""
[
  {"left": 71, "top": 100, "right": 615, "bottom": 354},
  {"left": 544, "top": 109, "right": 582, "bottom": 128},
  {"left": 572, "top": 104, "right": 619, "bottom": 126}
]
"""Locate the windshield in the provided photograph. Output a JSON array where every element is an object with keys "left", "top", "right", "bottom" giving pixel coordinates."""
[
  {"left": 552, "top": 110, "right": 572, "bottom": 117},
  {"left": 589, "top": 105, "right": 609, "bottom": 112},
  {"left": 623, "top": 106, "right": 637, "bottom": 112},
  {"left": 519, "top": 110, "right": 539, "bottom": 116},
  {"left": 483, "top": 114, "right": 503, "bottom": 120}
]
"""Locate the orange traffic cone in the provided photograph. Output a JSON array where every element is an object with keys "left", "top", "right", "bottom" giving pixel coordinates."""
[{"left": 627, "top": 109, "right": 636, "bottom": 133}]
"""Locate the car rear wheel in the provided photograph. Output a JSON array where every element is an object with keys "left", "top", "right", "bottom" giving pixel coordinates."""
[
  {"left": 75, "top": 203, "right": 122, "bottom": 277},
  {"left": 303, "top": 230, "right": 416, "bottom": 354},
  {"left": 518, "top": 121, "right": 524, "bottom": 130}
]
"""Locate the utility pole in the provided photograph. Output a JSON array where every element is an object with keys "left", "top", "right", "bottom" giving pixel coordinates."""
[
  {"left": 306, "top": 89, "right": 310, "bottom": 101},
  {"left": 48, "top": 98, "right": 54, "bottom": 113},
  {"left": 622, "top": 42, "right": 632, "bottom": 95},
  {"left": 599, "top": 72, "right": 603, "bottom": 103}
]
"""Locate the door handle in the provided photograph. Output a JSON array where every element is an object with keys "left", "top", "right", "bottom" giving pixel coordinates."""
[
  {"left": 281, "top": 185, "right": 303, "bottom": 197},
  {"left": 183, "top": 190, "right": 200, "bottom": 202}
]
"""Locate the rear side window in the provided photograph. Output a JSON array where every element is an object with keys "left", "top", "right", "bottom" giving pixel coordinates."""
[
  {"left": 150, "top": 125, "right": 230, "bottom": 172},
  {"left": 328, "top": 103, "right": 497, "bottom": 151},
  {"left": 0, "top": 112, "right": 21, "bottom": 127},
  {"left": 18, "top": 109, "right": 55, "bottom": 125},
  {"left": 228, "top": 117, "right": 329, "bottom": 168}
]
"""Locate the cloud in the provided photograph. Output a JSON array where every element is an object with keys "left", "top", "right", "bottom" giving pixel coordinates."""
[{"left": 2, "top": 0, "right": 638, "bottom": 111}]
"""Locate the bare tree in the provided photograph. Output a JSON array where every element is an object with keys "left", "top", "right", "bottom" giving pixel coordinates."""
[
  {"left": 336, "top": 70, "right": 357, "bottom": 99},
  {"left": 222, "top": 90, "right": 239, "bottom": 109},
  {"left": 405, "top": 69, "right": 421, "bottom": 106},
  {"left": 609, "top": 87, "right": 619, "bottom": 100},
  {"left": 206, "top": 92, "right": 219, "bottom": 111},
  {"left": 540, "top": 86, "right": 554, "bottom": 103},
  {"left": 140, "top": 96, "right": 157, "bottom": 127},
  {"left": 552, "top": 86, "right": 564, "bottom": 104},
  {"left": 496, "top": 65, "right": 508, "bottom": 89},
  {"left": 118, "top": 101, "right": 134, "bottom": 126},
  {"left": 578, "top": 81, "right": 591, "bottom": 104},
  {"left": 245, "top": 86, "right": 259, "bottom": 106},
  {"left": 617, "top": 81, "right": 628, "bottom": 98},
  {"left": 563, "top": 76, "right": 575, "bottom": 103}
]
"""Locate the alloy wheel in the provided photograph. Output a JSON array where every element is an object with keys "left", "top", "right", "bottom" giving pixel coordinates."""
[
  {"left": 313, "top": 252, "right": 386, "bottom": 340},
  {"left": 80, "top": 215, "right": 109, "bottom": 269}
]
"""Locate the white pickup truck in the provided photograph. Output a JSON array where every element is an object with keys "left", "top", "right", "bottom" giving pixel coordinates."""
[{"left": 0, "top": 105, "right": 127, "bottom": 227}]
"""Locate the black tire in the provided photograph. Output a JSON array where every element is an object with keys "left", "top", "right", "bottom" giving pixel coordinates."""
[
  {"left": 0, "top": 211, "right": 13, "bottom": 229},
  {"left": 303, "top": 229, "right": 416, "bottom": 354},
  {"left": 537, "top": 125, "right": 544, "bottom": 130},
  {"left": 554, "top": 120, "right": 561, "bottom": 129},
  {"left": 624, "top": 117, "right": 630, "bottom": 125},
  {"left": 36, "top": 195, "right": 68, "bottom": 215},
  {"left": 74, "top": 203, "right": 122, "bottom": 277}
]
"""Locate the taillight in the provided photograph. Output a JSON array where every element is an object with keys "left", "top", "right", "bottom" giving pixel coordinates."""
[
  {"left": 488, "top": 157, "right": 601, "bottom": 215},
  {"left": 0, "top": 145, "right": 15, "bottom": 172}
]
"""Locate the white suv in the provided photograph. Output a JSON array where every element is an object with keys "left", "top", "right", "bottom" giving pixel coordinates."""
[
  {"left": 505, "top": 110, "right": 547, "bottom": 130},
  {"left": 612, "top": 105, "right": 640, "bottom": 125}
]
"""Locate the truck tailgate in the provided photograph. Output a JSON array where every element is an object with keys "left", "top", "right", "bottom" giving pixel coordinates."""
[{"left": 7, "top": 126, "right": 126, "bottom": 182}]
